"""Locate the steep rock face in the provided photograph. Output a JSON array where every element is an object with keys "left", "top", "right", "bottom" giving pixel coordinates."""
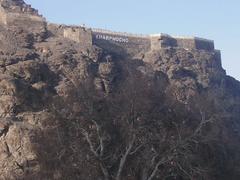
[
  {"left": 0, "top": 1, "right": 240, "bottom": 180},
  {"left": 143, "top": 48, "right": 225, "bottom": 102}
]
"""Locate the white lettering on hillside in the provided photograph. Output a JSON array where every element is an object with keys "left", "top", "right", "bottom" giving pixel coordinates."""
[{"left": 95, "top": 34, "right": 129, "bottom": 43}]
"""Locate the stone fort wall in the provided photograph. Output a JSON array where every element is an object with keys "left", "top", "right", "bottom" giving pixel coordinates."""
[
  {"left": 2, "top": 12, "right": 45, "bottom": 29},
  {"left": 150, "top": 34, "right": 214, "bottom": 51},
  {"left": 62, "top": 26, "right": 215, "bottom": 56},
  {"left": 91, "top": 28, "right": 151, "bottom": 57},
  {"left": 0, "top": 1, "right": 45, "bottom": 26},
  {"left": 63, "top": 26, "right": 92, "bottom": 49}
]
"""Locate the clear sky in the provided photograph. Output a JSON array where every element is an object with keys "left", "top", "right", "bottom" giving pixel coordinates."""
[{"left": 25, "top": 0, "right": 240, "bottom": 81}]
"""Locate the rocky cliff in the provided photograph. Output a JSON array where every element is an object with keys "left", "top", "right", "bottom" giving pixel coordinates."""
[{"left": 0, "top": 1, "right": 240, "bottom": 180}]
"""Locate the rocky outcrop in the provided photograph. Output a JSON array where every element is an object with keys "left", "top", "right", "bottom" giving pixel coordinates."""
[
  {"left": 143, "top": 48, "right": 225, "bottom": 102},
  {"left": 0, "top": 0, "right": 239, "bottom": 179}
]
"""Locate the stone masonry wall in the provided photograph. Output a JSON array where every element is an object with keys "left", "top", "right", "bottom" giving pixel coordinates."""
[
  {"left": 150, "top": 34, "right": 177, "bottom": 50},
  {"left": 63, "top": 27, "right": 92, "bottom": 49},
  {"left": 0, "top": 4, "right": 44, "bottom": 28},
  {"left": 0, "top": 0, "right": 45, "bottom": 26},
  {"left": 150, "top": 34, "right": 215, "bottom": 51},
  {"left": 61, "top": 27, "right": 215, "bottom": 56},
  {"left": 6, "top": 12, "right": 43, "bottom": 24},
  {"left": 194, "top": 38, "right": 214, "bottom": 51},
  {"left": 92, "top": 31, "right": 151, "bottom": 57},
  {"left": 176, "top": 38, "right": 196, "bottom": 50}
]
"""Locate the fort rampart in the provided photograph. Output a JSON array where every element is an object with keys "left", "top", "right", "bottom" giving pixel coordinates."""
[{"left": 62, "top": 26, "right": 215, "bottom": 56}]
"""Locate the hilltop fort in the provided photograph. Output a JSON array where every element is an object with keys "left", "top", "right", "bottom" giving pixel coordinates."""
[{"left": 0, "top": 0, "right": 216, "bottom": 57}]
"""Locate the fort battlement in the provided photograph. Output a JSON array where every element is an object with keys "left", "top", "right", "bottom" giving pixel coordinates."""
[{"left": 91, "top": 28, "right": 149, "bottom": 38}]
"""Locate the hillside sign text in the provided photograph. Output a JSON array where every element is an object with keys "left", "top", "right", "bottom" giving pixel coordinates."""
[{"left": 95, "top": 34, "right": 129, "bottom": 43}]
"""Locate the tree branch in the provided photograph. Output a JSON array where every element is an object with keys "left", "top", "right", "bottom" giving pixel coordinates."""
[
  {"left": 116, "top": 134, "right": 136, "bottom": 180},
  {"left": 92, "top": 120, "right": 104, "bottom": 157},
  {"left": 147, "top": 157, "right": 171, "bottom": 180},
  {"left": 80, "top": 125, "right": 110, "bottom": 180}
]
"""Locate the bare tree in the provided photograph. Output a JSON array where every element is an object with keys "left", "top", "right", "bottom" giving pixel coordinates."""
[
  {"left": 80, "top": 120, "right": 141, "bottom": 180},
  {"left": 53, "top": 66, "right": 220, "bottom": 180}
]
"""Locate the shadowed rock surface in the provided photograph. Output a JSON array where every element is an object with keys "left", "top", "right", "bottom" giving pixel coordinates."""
[{"left": 0, "top": 1, "right": 240, "bottom": 180}]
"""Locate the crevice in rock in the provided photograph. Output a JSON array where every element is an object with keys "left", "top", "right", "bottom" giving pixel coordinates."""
[
  {"left": 0, "top": 124, "right": 9, "bottom": 137},
  {"left": 4, "top": 141, "right": 11, "bottom": 157},
  {"left": 15, "top": 161, "right": 24, "bottom": 172}
]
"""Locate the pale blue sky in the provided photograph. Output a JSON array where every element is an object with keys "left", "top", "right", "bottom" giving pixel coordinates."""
[{"left": 25, "top": 0, "right": 240, "bottom": 80}]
